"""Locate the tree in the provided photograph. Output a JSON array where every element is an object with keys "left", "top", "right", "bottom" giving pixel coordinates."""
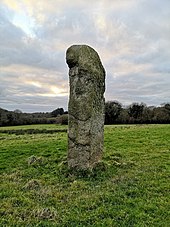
[
  {"left": 14, "top": 109, "right": 22, "bottom": 113},
  {"left": 117, "top": 108, "right": 130, "bottom": 124},
  {"left": 105, "top": 101, "right": 122, "bottom": 124},
  {"left": 141, "top": 106, "right": 153, "bottom": 123},
  {"left": 128, "top": 103, "right": 145, "bottom": 123},
  {"left": 153, "top": 105, "right": 170, "bottom": 124},
  {"left": 51, "top": 108, "right": 64, "bottom": 117}
]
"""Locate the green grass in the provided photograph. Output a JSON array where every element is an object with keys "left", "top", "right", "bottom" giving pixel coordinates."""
[
  {"left": 0, "top": 124, "right": 170, "bottom": 226},
  {"left": 0, "top": 124, "right": 67, "bottom": 130}
]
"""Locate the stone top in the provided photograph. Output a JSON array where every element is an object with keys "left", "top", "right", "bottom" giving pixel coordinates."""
[{"left": 66, "top": 45, "right": 105, "bottom": 78}]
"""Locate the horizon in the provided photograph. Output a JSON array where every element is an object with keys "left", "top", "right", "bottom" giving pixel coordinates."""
[
  {"left": 0, "top": 0, "right": 170, "bottom": 112},
  {"left": 1, "top": 100, "right": 168, "bottom": 114}
]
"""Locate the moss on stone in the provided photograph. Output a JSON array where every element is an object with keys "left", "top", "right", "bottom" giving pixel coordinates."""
[{"left": 66, "top": 44, "right": 105, "bottom": 170}]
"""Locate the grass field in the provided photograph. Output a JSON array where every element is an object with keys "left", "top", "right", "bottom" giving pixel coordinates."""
[{"left": 0, "top": 124, "right": 170, "bottom": 226}]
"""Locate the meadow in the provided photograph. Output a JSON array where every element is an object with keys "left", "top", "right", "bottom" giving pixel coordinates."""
[{"left": 0, "top": 124, "right": 170, "bottom": 226}]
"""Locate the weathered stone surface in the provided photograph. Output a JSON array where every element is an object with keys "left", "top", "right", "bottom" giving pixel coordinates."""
[{"left": 66, "top": 45, "right": 105, "bottom": 170}]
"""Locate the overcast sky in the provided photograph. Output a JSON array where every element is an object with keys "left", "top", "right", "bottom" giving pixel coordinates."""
[{"left": 0, "top": 0, "right": 170, "bottom": 112}]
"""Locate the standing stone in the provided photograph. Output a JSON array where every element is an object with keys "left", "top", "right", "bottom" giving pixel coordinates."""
[{"left": 66, "top": 45, "right": 105, "bottom": 170}]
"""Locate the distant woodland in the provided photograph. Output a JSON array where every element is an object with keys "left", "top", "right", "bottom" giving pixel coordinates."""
[
  {"left": 104, "top": 101, "right": 170, "bottom": 124},
  {"left": 0, "top": 108, "right": 68, "bottom": 126},
  {"left": 0, "top": 101, "right": 170, "bottom": 126}
]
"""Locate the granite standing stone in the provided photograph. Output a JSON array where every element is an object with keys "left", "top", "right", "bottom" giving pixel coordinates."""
[{"left": 66, "top": 45, "right": 105, "bottom": 170}]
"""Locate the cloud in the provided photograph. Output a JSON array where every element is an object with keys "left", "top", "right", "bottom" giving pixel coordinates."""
[{"left": 0, "top": 0, "right": 170, "bottom": 112}]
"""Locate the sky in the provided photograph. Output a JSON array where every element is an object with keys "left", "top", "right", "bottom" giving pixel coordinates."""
[{"left": 0, "top": 0, "right": 170, "bottom": 112}]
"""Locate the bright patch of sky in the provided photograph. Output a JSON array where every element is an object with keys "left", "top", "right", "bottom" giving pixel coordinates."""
[{"left": 12, "top": 11, "right": 35, "bottom": 37}]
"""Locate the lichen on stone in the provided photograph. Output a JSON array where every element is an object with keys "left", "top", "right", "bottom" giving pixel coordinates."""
[{"left": 66, "top": 44, "right": 105, "bottom": 170}]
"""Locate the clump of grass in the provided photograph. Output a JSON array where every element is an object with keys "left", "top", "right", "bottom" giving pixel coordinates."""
[
  {"left": 34, "top": 207, "right": 57, "bottom": 220},
  {"left": 24, "top": 179, "right": 41, "bottom": 190},
  {"left": 27, "top": 155, "right": 43, "bottom": 166}
]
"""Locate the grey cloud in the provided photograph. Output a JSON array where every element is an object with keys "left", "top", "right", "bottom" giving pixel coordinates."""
[
  {"left": 34, "top": 6, "right": 97, "bottom": 49},
  {"left": 0, "top": 0, "right": 170, "bottom": 112},
  {"left": 0, "top": 5, "right": 65, "bottom": 72},
  {"left": 0, "top": 75, "right": 68, "bottom": 112},
  {"left": 106, "top": 71, "right": 170, "bottom": 106},
  {"left": 0, "top": 92, "right": 68, "bottom": 113}
]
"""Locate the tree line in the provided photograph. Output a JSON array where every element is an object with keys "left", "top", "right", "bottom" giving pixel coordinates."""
[
  {"left": 105, "top": 101, "right": 170, "bottom": 124},
  {"left": 0, "top": 101, "right": 170, "bottom": 126},
  {"left": 0, "top": 108, "right": 68, "bottom": 126}
]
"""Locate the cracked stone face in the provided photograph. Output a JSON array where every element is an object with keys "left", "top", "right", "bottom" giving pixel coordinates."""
[{"left": 66, "top": 45, "right": 105, "bottom": 170}]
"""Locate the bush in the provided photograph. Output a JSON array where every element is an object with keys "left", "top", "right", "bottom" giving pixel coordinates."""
[{"left": 56, "top": 114, "right": 68, "bottom": 125}]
